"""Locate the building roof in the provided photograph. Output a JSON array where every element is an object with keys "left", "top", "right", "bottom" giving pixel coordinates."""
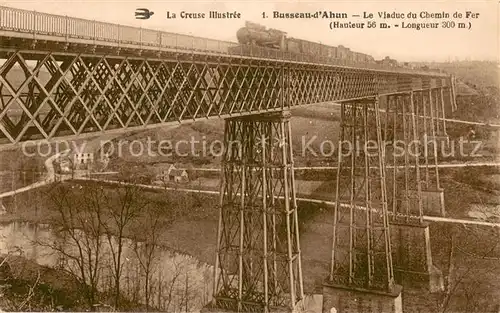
[
  {"left": 156, "top": 163, "right": 175, "bottom": 169},
  {"left": 169, "top": 169, "right": 187, "bottom": 177}
]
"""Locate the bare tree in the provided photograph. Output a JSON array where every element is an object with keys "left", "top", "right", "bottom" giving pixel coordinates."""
[
  {"left": 27, "top": 175, "right": 210, "bottom": 311},
  {"left": 438, "top": 222, "right": 500, "bottom": 313},
  {"left": 39, "top": 182, "right": 106, "bottom": 310},
  {"left": 131, "top": 203, "right": 163, "bottom": 311},
  {"left": 101, "top": 181, "right": 147, "bottom": 309},
  {"left": 158, "top": 258, "right": 187, "bottom": 312},
  {"left": 176, "top": 269, "right": 199, "bottom": 313}
]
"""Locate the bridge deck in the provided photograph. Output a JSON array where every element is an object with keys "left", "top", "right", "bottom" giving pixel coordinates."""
[
  {"left": 0, "top": 5, "right": 446, "bottom": 77},
  {"left": 0, "top": 6, "right": 453, "bottom": 148}
]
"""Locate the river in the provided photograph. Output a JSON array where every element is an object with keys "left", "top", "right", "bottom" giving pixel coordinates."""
[{"left": 0, "top": 221, "right": 213, "bottom": 312}]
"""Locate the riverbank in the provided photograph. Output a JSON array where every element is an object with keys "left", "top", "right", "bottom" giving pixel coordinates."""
[
  {"left": 0, "top": 254, "right": 86, "bottom": 311},
  {"left": 0, "top": 180, "right": 220, "bottom": 266},
  {"left": 0, "top": 219, "right": 213, "bottom": 312}
]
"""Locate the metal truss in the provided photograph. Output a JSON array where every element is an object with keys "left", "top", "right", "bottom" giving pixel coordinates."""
[
  {"left": 433, "top": 82, "right": 453, "bottom": 137},
  {"left": 212, "top": 111, "right": 303, "bottom": 312},
  {"left": 383, "top": 92, "right": 424, "bottom": 222},
  {"left": 328, "top": 97, "right": 396, "bottom": 293},
  {"left": 415, "top": 89, "right": 443, "bottom": 191},
  {"left": 0, "top": 47, "right": 453, "bottom": 147},
  {"left": 381, "top": 90, "right": 449, "bottom": 285},
  {"left": 382, "top": 85, "right": 450, "bottom": 215}
]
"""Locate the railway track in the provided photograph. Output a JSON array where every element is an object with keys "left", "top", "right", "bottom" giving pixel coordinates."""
[
  {"left": 444, "top": 118, "right": 500, "bottom": 128},
  {"left": 181, "top": 162, "right": 500, "bottom": 172},
  {"left": 76, "top": 177, "right": 500, "bottom": 228},
  {"left": 1, "top": 173, "right": 497, "bottom": 227}
]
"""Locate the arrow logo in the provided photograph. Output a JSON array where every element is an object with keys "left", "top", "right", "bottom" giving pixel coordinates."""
[{"left": 135, "top": 8, "right": 154, "bottom": 19}]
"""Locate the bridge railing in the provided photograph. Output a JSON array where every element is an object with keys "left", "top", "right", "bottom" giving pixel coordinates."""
[{"left": 0, "top": 5, "right": 447, "bottom": 77}]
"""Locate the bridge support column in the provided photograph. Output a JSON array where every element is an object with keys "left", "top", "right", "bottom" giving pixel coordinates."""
[
  {"left": 421, "top": 87, "right": 447, "bottom": 216},
  {"left": 402, "top": 188, "right": 445, "bottom": 217},
  {"left": 421, "top": 188, "right": 445, "bottom": 216},
  {"left": 322, "top": 284, "right": 402, "bottom": 313},
  {"left": 384, "top": 91, "right": 444, "bottom": 293},
  {"left": 450, "top": 76, "right": 458, "bottom": 112},
  {"left": 0, "top": 198, "right": 5, "bottom": 215},
  {"left": 428, "top": 88, "right": 449, "bottom": 145},
  {"left": 206, "top": 110, "right": 304, "bottom": 313},
  {"left": 324, "top": 97, "right": 402, "bottom": 313},
  {"left": 390, "top": 221, "right": 444, "bottom": 292}
]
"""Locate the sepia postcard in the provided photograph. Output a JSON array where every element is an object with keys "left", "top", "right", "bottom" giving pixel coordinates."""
[{"left": 0, "top": 0, "right": 498, "bottom": 312}]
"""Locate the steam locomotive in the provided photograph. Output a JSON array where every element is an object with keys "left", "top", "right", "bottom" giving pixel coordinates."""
[{"left": 231, "top": 21, "right": 397, "bottom": 66}]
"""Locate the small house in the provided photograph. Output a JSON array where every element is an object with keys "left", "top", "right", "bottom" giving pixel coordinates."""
[
  {"left": 74, "top": 152, "right": 94, "bottom": 165},
  {"left": 168, "top": 169, "right": 189, "bottom": 183},
  {"left": 157, "top": 164, "right": 189, "bottom": 183}
]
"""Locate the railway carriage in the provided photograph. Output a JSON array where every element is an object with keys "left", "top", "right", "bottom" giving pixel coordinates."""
[
  {"left": 233, "top": 21, "right": 399, "bottom": 67},
  {"left": 1, "top": 7, "right": 401, "bottom": 67}
]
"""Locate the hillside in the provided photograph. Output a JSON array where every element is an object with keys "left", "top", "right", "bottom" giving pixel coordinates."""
[
  {"left": 413, "top": 61, "right": 499, "bottom": 125},
  {"left": 418, "top": 61, "right": 499, "bottom": 89},
  {"left": 430, "top": 61, "right": 500, "bottom": 129},
  {"left": 103, "top": 103, "right": 342, "bottom": 172}
]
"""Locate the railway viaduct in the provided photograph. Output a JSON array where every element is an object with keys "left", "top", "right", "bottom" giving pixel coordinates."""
[{"left": 0, "top": 6, "right": 457, "bottom": 313}]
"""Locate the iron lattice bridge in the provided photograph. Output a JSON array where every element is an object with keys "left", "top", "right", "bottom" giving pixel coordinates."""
[
  {"left": 0, "top": 6, "right": 457, "bottom": 313},
  {"left": 0, "top": 6, "right": 453, "bottom": 149},
  {"left": 0, "top": 46, "right": 452, "bottom": 148}
]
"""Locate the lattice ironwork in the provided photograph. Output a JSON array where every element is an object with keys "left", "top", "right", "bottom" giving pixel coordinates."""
[
  {"left": 438, "top": 87, "right": 451, "bottom": 136},
  {"left": 383, "top": 92, "right": 424, "bottom": 222},
  {"left": 0, "top": 48, "right": 453, "bottom": 147},
  {"left": 414, "top": 89, "right": 443, "bottom": 191},
  {"left": 212, "top": 111, "right": 303, "bottom": 312},
  {"left": 450, "top": 76, "right": 458, "bottom": 111},
  {"left": 382, "top": 91, "right": 445, "bottom": 288},
  {"left": 328, "top": 97, "right": 396, "bottom": 293}
]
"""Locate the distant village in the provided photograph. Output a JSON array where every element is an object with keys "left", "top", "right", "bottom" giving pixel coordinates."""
[{"left": 53, "top": 151, "right": 190, "bottom": 185}]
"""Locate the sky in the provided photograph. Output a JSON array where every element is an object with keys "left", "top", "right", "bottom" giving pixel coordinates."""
[{"left": 0, "top": 0, "right": 498, "bottom": 62}]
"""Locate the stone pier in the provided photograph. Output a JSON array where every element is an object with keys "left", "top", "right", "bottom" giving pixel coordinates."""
[
  {"left": 403, "top": 188, "right": 446, "bottom": 217},
  {"left": 322, "top": 283, "right": 403, "bottom": 313},
  {"left": 390, "top": 221, "right": 444, "bottom": 292}
]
